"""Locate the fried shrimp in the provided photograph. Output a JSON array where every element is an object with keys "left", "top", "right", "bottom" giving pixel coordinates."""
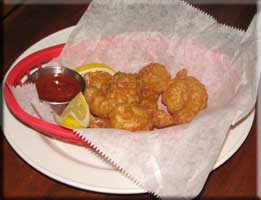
[
  {"left": 152, "top": 109, "right": 174, "bottom": 128},
  {"left": 105, "top": 72, "right": 141, "bottom": 105},
  {"left": 83, "top": 64, "right": 208, "bottom": 131},
  {"left": 140, "top": 98, "right": 174, "bottom": 128},
  {"left": 89, "top": 115, "right": 111, "bottom": 128},
  {"left": 84, "top": 71, "right": 112, "bottom": 105},
  {"left": 109, "top": 103, "right": 153, "bottom": 131},
  {"left": 87, "top": 72, "right": 141, "bottom": 118},
  {"left": 162, "top": 69, "right": 208, "bottom": 125},
  {"left": 140, "top": 98, "right": 158, "bottom": 116},
  {"left": 84, "top": 86, "right": 100, "bottom": 105},
  {"left": 138, "top": 63, "right": 171, "bottom": 100},
  {"left": 84, "top": 71, "right": 112, "bottom": 89}
]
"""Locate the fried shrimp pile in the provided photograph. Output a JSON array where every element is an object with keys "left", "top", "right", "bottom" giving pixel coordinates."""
[{"left": 84, "top": 63, "right": 208, "bottom": 131}]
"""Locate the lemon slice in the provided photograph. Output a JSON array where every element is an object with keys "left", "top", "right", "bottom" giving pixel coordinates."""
[
  {"left": 59, "top": 92, "right": 90, "bottom": 129},
  {"left": 75, "top": 63, "right": 116, "bottom": 76}
]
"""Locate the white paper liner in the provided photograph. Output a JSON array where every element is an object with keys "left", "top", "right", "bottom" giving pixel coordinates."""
[
  {"left": 31, "top": 97, "right": 57, "bottom": 124},
  {"left": 10, "top": 83, "right": 57, "bottom": 124},
  {"left": 10, "top": 83, "right": 39, "bottom": 118},
  {"left": 76, "top": 106, "right": 235, "bottom": 198}
]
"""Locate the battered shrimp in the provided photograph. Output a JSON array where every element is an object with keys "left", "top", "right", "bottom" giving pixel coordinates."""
[
  {"left": 162, "top": 69, "right": 208, "bottom": 125},
  {"left": 152, "top": 109, "right": 174, "bottom": 128},
  {"left": 88, "top": 72, "right": 141, "bottom": 118},
  {"left": 84, "top": 71, "right": 112, "bottom": 105},
  {"left": 109, "top": 103, "right": 153, "bottom": 131},
  {"left": 141, "top": 98, "right": 174, "bottom": 128},
  {"left": 84, "top": 71, "right": 112, "bottom": 89},
  {"left": 84, "top": 86, "right": 100, "bottom": 105},
  {"left": 84, "top": 64, "right": 208, "bottom": 131},
  {"left": 138, "top": 63, "right": 171, "bottom": 100},
  {"left": 140, "top": 98, "right": 158, "bottom": 116},
  {"left": 89, "top": 115, "right": 111, "bottom": 128},
  {"left": 105, "top": 72, "right": 141, "bottom": 105}
]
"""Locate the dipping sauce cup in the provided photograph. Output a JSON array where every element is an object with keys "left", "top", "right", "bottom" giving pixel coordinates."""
[{"left": 28, "top": 66, "right": 86, "bottom": 114}]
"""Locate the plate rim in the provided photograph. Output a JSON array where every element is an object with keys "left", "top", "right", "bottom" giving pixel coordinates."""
[{"left": 2, "top": 26, "right": 255, "bottom": 194}]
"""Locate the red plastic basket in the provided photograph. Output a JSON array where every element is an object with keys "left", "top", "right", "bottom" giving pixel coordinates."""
[{"left": 4, "top": 44, "right": 87, "bottom": 146}]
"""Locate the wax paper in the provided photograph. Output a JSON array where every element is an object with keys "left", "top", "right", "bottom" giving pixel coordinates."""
[
  {"left": 9, "top": 0, "right": 261, "bottom": 199},
  {"left": 9, "top": 83, "right": 56, "bottom": 123}
]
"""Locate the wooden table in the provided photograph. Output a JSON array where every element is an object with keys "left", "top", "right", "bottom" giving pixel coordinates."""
[{"left": 2, "top": 1, "right": 257, "bottom": 199}]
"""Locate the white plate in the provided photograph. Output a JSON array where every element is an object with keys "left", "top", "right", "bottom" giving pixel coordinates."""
[{"left": 2, "top": 26, "right": 255, "bottom": 194}]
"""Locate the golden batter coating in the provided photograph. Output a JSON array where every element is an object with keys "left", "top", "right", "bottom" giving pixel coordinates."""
[
  {"left": 105, "top": 72, "right": 141, "bottom": 105},
  {"left": 84, "top": 71, "right": 112, "bottom": 89},
  {"left": 89, "top": 115, "right": 111, "bottom": 128},
  {"left": 86, "top": 72, "right": 141, "bottom": 118},
  {"left": 162, "top": 69, "right": 208, "bottom": 125},
  {"left": 152, "top": 109, "right": 174, "bottom": 128},
  {"left": 140, "top": 98, "right": 158, "bottom": 116},
  {"left": 141, "top": 98, "right": 174, "bottom": 128},
  {"left": 137, "top": 63, "right": 171, "bottom": 100},
  {"left": 84, "top": 86, "right": 100, "bottom": 105},
  {"left": 109, "top": 103, "right": 153, "bottom": 131}
]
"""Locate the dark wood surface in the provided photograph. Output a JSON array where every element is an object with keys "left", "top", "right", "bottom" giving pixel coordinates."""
[{"left": 2, "top": 1, "right": 257, "bottom": 199}]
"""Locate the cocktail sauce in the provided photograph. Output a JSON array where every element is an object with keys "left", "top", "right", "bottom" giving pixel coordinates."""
[{"left": 35, "top": 73, "right": 81, "bottom": 102}]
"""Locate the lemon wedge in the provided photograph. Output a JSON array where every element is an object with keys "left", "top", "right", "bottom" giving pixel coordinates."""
[
  {"left": 75, "top": 63, "right": 116, "bottom": 76},
  {"left": 59, "top": 92, "right": 90, "bottom": 129}
]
